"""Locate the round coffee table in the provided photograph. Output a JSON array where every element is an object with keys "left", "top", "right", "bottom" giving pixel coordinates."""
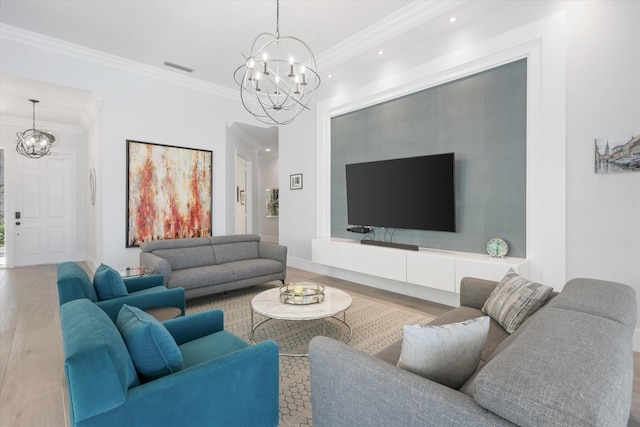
[{"left": 250, "top": 285, "right": 353, "bottom": 356}]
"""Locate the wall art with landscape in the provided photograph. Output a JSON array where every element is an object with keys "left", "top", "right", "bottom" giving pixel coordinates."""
[{"left": 127, "top": 140, "right": 212, "bottom": 247}]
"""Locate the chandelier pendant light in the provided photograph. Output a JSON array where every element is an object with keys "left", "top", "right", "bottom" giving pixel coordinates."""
[
  {"left": 234, "top": 0, "right": 321, "bottom": 125},
  {"left": 16, "top": 99, "right": 56, "bottom": 159}
]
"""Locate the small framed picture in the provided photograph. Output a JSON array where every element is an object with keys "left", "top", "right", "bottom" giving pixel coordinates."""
[{"left": 290, "top": 173, "right": 303, "bottom": 190}]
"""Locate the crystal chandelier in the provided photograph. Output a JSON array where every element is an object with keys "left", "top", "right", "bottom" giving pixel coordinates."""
[
  {"left": 16, "top": 99, "right": 56, "bottom": 159},
  {"left": 234, "top": 0, "right": 321, "bottom": 125}
]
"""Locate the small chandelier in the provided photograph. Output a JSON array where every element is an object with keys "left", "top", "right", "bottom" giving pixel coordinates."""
[
  {"left": 16, "top": 99, "right": 56, "bottom": 159},
  {"left": 234, "top": 0, "right": 321, "bottom": 125}
]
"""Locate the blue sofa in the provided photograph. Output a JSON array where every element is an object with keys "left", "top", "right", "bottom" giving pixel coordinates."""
[
  {"left": 57, "top": 261, "right": 185, "bottom": 322},
  {"left": 60, "top": 299, "right": 280, "bottom": 427}
]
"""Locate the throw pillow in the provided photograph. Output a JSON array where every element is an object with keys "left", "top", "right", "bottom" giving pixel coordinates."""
[
  {"left": 482, "top": 268, "right": 553, "bottom": 334},
  {"left": 397, "top": 316, "right": 489, "bottom": 389},
  {"left": 116, "top": 304, "right": 183, "bottom": 380},
  {"left": 93, "top": 263, "right": 128, "bottom": 300}
]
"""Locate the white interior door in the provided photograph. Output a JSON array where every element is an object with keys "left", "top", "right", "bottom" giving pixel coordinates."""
[{"left": 9, "top": 152, "right": 76, "bottom": 267}]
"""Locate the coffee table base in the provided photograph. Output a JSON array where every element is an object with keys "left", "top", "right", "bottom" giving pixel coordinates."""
[{"left": 251, "top": 312, "right": 352, "bottom": 357}]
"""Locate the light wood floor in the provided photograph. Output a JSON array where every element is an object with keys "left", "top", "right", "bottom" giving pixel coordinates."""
[{"left": 1, "top": 264, "right": 638, "bottom": 426}]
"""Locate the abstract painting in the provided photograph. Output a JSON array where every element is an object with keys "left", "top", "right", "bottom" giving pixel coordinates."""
[{"left": 127, "top": 140, "right": 212, "bottom": 247}]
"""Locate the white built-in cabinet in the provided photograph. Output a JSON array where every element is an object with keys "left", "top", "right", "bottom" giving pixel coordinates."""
[{"left": 312, "top": 238, "right": 529, "bottom": 294}]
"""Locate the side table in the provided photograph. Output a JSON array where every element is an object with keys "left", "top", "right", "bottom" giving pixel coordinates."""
[{"left": 144, "top": 306, "right": 182, "bottom": 321}]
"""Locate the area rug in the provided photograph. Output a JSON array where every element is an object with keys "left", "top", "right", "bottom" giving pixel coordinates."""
[{"left": 187, "top": 283, "right": 433, "bottom": 427}]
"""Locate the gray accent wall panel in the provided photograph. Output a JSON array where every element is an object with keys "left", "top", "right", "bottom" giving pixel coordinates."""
[{"left": 331, "top": 59, "right": 527, "bottom": 257}]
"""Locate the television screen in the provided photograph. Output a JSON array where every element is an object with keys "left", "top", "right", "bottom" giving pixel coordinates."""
[{"left": 345, "top": 153, "right": 455, "bottom": 232}]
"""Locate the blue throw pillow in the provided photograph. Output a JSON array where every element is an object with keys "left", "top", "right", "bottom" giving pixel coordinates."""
[
  {"left": 93, "top": 263, "right": 128, "bottom": 300},
  {"left": 116, "top": 304, "right": 183, "bottom": 380}
]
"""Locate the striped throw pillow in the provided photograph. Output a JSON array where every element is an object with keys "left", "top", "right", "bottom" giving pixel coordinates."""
[{"left": 482, "top": 269, "right": 553, "bottom": 333}]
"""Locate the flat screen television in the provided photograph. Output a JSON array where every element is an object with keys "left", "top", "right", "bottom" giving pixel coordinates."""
[{"left": 345, "top": 153, "right": 455, "bottom": 232}]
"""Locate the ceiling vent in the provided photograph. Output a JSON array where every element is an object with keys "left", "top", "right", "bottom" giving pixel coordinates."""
[{"left": 164, "top": 61, "right": 194, "bottom": 73}]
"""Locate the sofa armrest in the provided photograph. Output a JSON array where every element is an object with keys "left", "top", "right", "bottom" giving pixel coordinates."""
[
  {"left": 84, "top": 340, "right": 280, "bottom": 427},
  {"left": 123, "top": 274, "right": 164, "bottom": 293},
  {"left": 259, "top": 242, "right": 287, "bottom": 267},
  {"left": 459, "top": 277, "right": 499, "bottom": 310},
  {"left": 140, "top": 252, "right": 172, "bottom": 286},
  {"left": 162, "top": 309, "right": 224, "bottom": 345},
  {"left": 310, "top": 337, "right": 511, "bottom": 427},
  {"left": 96, "top": 287, "right": 186, "bottom": 322}
]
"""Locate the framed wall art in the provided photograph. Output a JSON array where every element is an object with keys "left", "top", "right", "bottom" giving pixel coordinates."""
[
  {"left": 266, "top": 187, "right": 279, "bottom": 217},
  {"left": 126, "top": 140, "right": 213, "bottom": 247},
  {"left": 594, "top": 131, "right": 640, "bottom": 174},
  {"left": 290, "top": 173, "right": 303, "bottom": 190}
]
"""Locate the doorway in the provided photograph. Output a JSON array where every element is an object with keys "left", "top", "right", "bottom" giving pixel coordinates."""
[
  {"left": 236, "top": 156, "right": 248, "bottom": 233},
  {"left": 4, "top": 149, "right": 77, "bottom": 267},
  {"left": 227, "top": 122, "right": 279, "bottom": 241}
]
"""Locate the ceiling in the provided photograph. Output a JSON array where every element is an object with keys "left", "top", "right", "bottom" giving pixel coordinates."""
[{"left": 0, "top": 0, "right": 509, "bottom": 129}]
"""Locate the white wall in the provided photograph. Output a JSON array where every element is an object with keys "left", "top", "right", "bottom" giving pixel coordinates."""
[
  {"left": 280, "top": 1, "right": 640, "bottom": 332},
  {"left": 1, "top": 32, "right": 250, "bottom": 268}
]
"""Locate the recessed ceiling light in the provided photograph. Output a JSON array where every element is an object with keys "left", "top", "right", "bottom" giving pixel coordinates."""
[
  {"left": 266, "top": 148, "right": 271, "bottom": 152},
  {"left": 378, "top": 50, "right": 384, "bottom": 56},
  {"left": 327, "top": 74, "right": 333, "bottom": 78},
  {"left": 449, "top": 16, "right": 457, "bottom": 23}
]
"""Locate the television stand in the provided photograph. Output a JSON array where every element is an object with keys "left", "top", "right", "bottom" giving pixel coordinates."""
[{"left": 360, "top": 239, "right": 419, "bottom": 251}]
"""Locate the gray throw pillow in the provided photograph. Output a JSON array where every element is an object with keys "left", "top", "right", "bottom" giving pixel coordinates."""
[
  {"left": 397, "top": 316, "right": 489, "bottom": 389},
  {"left": 482, "top": 268, "right": 553, "bottom": 334}
]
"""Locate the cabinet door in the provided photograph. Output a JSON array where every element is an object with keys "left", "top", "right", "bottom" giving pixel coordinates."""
[
  {"left": 312, "top": 239, "right": 339, "bottom": 267},
  {"left": 367, "top": 245, "right": 406, "bottom": 282},
  {"left": 338, "top": 242, "right": 370, "bottom": 274},
  {"left": 406, "top": 252, "right": 455, "bottom": 292}
]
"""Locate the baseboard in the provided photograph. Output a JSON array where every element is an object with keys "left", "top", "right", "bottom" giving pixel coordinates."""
[{"left": 286, "top": 256, "right": 318, "bottom": 273}]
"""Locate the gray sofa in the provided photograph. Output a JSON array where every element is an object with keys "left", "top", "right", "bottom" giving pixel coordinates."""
[
  {"left": 139, "top": 234, "right": 287, "bottom": 299},
  {"left": 310, "top": 277, "right": 636, "bottom": 426}
]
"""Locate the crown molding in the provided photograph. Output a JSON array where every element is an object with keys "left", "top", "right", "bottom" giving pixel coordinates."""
[
  {"left": 316, "top": 0, "right": 467, "bottom": 71},
  {"left": 1, "top": 1, "right": 466, "bottom": 100},
  {"left": 0, "top": 24, "right": 237, "bottom": 100}
]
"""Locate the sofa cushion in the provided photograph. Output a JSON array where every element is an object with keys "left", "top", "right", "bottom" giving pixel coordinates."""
[
  {"left": 397, "top": 316, "right": 489, "bottom": 389},
  {"left": 547, "top": 278, "right": 637, "bottom": 331},
  {"left": 213, "top": 241, "right": 259, "bottom": 264},
  {"left": 153, "top": 245, "right": 217, "bottom": 270},
  {"left": 116, "top": 304, "right": 183, "bottom": 380},
  {"left": 93, "top": 264, "right": 129, "bottom": 300},
  {"left": 482, "top": 269, "right": 552, "bottom": 333},
  {"left": 375, "top": 306, "right": 509, "bottom": 366},
  {"left": 57, "top": 261, "right": 99, "bottom": 303},
  {"left": 140, "top": 237, "right": 212, "bottom": 252},
  {"left": 225, "top": 259, "right": 284, "bottom": 281},
  {"left": 469, "top": 307, "right": 634, "bottom": 426},
  {"left": 168, "top": 264, "right": 234, "bottom": 290},
  {"left": 179, "top": 330, "right": 250, "bottom": 368}
]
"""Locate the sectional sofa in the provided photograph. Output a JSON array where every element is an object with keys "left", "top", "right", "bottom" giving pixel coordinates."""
[{"left": 310, "top": 276, "right": 636, "bottom": 426}]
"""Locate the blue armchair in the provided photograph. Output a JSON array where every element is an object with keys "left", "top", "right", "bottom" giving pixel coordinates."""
[
  {"left": 57, "top": 261, "right": 185, "bottom": 322},
  {"left": 60, "top": 299, "right": 280, "bottom": 427}
]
